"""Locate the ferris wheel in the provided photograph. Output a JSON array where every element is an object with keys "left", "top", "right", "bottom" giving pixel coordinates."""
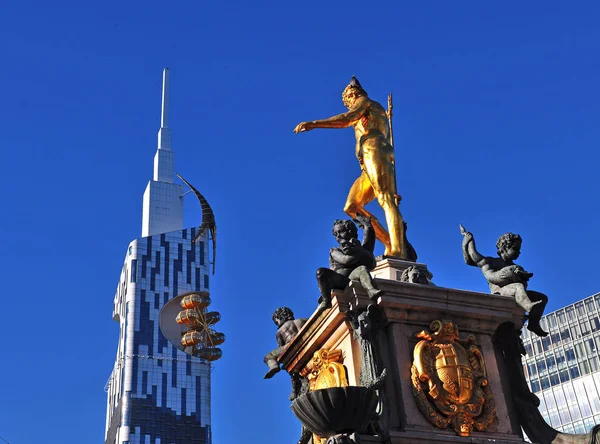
[
  {"left": 176, "top": 292, "right": 224, "bottom": 361},
  {"left": 159, "top": 290, "right": 225, "bottom": 362}
]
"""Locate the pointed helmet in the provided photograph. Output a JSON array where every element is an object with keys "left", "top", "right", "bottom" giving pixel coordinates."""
[{"left": 342, "top": 76, "right": 367, "bottom": 108}]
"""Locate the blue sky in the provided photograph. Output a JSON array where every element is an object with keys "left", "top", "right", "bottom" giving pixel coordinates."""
[{"left": 1, "top": 1, "right": 600, "bottom": 443}]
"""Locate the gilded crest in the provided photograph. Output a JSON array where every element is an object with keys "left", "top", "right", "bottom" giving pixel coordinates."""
[
  {"left": 301, "top": 349, "right": 348, "bottom": 392},
  {"left": 411, "top": 320, "right": 496, "bottom": 437},
  {"left": 300, "top": 349, "right": 349, "bottom": 444}
]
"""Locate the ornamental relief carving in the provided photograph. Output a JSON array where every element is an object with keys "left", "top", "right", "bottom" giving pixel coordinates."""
[{"left": 411, "top": 320, "right": 496, "bottom": 437}]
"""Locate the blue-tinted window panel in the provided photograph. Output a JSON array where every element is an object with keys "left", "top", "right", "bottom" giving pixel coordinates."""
[
  {"left": 584, "top": 418, "right": 597, "bottom": 432},
  {"left": 556, "top": 350, "right": 567, "bottom": 369},
  {"left": 527, "top": 362, "right": 537, "bottom": 377},
  {"left": 534, "top": 340, "right": 544, "bottom": 354},
  {"left": 131, "top": 260, "right": 138, "bottom": 283},
  {"left": 566, "top": 348, "right": 576, "bottom": 363},
  {"left": 585, "top": 298, "right": 596, "bottom": 313},
  {"left": 569, "top": 366, "right": 581, "bottom": 379},
  {"left": 542, "top": 336, "right": 551, "bottom": 351},
  {"left": 581, "top": 320, "right": 591, "bottom": 336},
  {"left": 575, "top": 342, "right": 586, "bottom": 359},
  {"left": 585, "top": 339, "right": 596, "bottom": 354},
  {"left": 573, "top": 421, "right": 586, "bottom": 434}
]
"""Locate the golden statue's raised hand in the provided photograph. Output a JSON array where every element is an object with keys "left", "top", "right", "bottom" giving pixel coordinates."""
[{"left": 293, "top": 122, "right": 313, "bottom": 133}]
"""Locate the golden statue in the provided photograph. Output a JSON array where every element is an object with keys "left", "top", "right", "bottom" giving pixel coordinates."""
[{"left": 294, "top": 77, "right": 407, "bottom": 258}]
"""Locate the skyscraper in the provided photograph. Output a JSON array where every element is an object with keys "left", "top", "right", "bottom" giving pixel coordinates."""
[
  {"left": 521, "top": 292, "right": 600, "bottom": 434},
  {"left": 105, "top": 69, "right": 213, "bottom": 444}
]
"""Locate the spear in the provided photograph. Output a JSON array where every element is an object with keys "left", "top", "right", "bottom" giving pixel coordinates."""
[
  {"left": 387, "top": 92, "right": 394, "bottom": 148},
  {"left": 387, "top": 92, "right": 400, "bottom": 207}
]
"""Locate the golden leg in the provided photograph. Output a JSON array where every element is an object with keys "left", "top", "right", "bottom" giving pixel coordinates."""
[
  {"left": 343, "top": 172, "right": 392, "bottom": 254},
  {"left": 361, "top": 141, "right": 406, "bottom": 258},
  {"left": 379, "top": 197, "right": 405, "bottom": 257}
]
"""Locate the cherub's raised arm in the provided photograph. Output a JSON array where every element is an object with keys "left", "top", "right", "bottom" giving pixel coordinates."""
[
  {"left": 460, "top": 225, "right": 486, "bottom": 267},
  {"left": 355, "top": 214, "right": 375, "bottom": 252},
  {"left": 361, "top": 225, "right": 375, "bottom": 252},
  {"left": 293, "top": 101, "right": 368, "bottom": 132}
]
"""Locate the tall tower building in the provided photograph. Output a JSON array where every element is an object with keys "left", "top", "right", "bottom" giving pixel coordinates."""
[
  {"left": 105, "top": 69, "right": 213, "bottom": 444},
  {"left": 522, "top": 292, "right": 600, "bottom": 435}
]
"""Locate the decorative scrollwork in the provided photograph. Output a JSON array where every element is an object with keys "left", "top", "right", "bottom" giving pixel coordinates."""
[{"left": 302, "top": 349, "right": 348, "bottom": 391}]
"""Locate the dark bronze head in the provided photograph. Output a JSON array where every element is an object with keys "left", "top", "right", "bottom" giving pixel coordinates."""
[
  {"left": 332, "top": 219, "right": 359, "bottom": 244},
  {"left": 400, "top": 265, "right": 432, "bottom": 284},
  {"left": 496, "top": 232, "right": 522, "bottom": 261},
  {"left": 272, "top": 306, "right": 294, "bottom": 327}
]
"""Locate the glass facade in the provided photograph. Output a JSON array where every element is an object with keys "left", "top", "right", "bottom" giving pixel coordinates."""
[
  {"left": 522, "top": 292, "right": 600, "bottom": 433},
  {"left": 105, "top": 229, "right": 213, "bottom": 444}
]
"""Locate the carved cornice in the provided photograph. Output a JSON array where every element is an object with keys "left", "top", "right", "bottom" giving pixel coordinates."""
[{"left": 375, "top": 279, "right": 524, "bottom": 334}]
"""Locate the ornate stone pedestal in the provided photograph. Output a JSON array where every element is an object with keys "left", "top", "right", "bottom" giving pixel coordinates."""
[
  {"left": 281, "top": 259, "right": 527, "bottom": 444},
  {"left": 371, "top": 257, "right": 432, "bottom": 283}
]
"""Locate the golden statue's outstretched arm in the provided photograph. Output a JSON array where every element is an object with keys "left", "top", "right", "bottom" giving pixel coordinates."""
[{"left": 294, "top": 102, "right": 367, "bottom": 133}]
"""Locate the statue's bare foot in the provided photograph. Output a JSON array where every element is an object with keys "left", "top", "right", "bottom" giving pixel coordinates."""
[
  {"left": 527, "top": 322, "right": 549, "bottom": 338},
  {"left": 382, "top": 248, "right": 404, "bottom": 259},
  {"left": 318, "top": 295, "right": 332, "bottom": 310},
  {"left": 318, "top": 300, "right": 332, "bottom": 310},
  {"left": 367, "top": 288, "right": 383, "bottom": 300},
  {"left": 264, "top": 366, "right": 280, "bottom": 379},
  {"left": 523, "top": 299, "right": 543, "bottom": 312}
]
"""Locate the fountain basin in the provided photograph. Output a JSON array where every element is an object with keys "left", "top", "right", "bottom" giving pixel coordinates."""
[{"left": 291, "top": 386, "right": 378, "bottom": 438}]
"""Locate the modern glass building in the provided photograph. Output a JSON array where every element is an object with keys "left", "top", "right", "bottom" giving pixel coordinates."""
[
  {"left": 104, "top": 69, "right": 213, "bottom": 444},
  {"left": 522, "top": 292, "right": 600, "bottom": 434}
]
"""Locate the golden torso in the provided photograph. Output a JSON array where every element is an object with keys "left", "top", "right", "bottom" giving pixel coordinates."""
[{"left": 352, "top": 98, "right": 392, "bottom": 160}]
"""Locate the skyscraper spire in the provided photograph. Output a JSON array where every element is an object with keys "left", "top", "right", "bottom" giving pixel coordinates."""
[
  {"left": 157, "top": 68, "right": 172, "bottom": 152},
  {"left": 161, "top": 68, "right": 170, "bottom": 129},
  {"left": 142, "top": 68, "right": 184, "bottom": 237}
]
